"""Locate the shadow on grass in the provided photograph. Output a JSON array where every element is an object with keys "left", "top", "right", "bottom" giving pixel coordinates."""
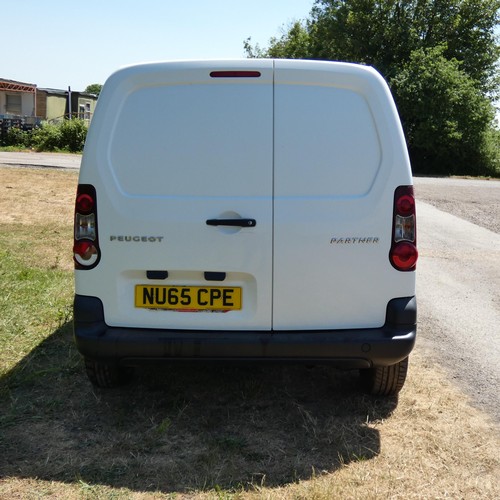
[{"left": 0, "top": 322, "right": 398, "bottom": 494}]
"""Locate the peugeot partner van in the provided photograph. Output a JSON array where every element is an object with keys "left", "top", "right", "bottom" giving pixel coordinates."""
[{"left": 73, "top": 60, "right": 417, "bottom": 395}]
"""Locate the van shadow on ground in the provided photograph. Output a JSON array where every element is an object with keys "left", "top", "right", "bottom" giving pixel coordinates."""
[{"left": 0, "top": 322, "right": 398, "bottom": 493}]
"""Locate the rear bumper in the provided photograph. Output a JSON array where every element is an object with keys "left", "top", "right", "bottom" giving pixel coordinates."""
[{"left": 73, "top": 295, "right": 417, "bottom": 369}]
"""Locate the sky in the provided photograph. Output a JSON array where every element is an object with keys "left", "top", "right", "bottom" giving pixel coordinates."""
[{"left": 3, "top": 0, "right": 314, "bottom": 91}]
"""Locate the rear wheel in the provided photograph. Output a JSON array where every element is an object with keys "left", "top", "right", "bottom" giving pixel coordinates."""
[
  {"left": 84, "top": 357, "right": 134, "bottom": 388},
  {"left": 360, "top": 356, "right": 409, "bottom": 396}
]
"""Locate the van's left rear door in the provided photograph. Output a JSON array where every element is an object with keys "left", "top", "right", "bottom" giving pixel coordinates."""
[{"left": 83, "top": 61, "right": 274, "bottom": 331}]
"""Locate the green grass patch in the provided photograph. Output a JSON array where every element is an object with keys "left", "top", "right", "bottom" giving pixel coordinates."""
[
  {"left": 0, "top": 235, "right": 73, "bottom": 378},
  {"left": 0, "top": 146, "right": 33, "bottom": 152}
]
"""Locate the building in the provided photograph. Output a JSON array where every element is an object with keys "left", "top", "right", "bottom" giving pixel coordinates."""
[
  {"left": 35, "top": 88, "right": 66, "bottom": 123},
  {"left": 0, "top": 77, "right": 98, "bottom": 126},
  {"left": 36, "top": 88, "right": 98, "bottom": 124},
  {"left": 72, "top": 90, "right": 98, "bottom": 123},
  {"left": 0, "top": 78, "right": 38, "bottom": 127}
]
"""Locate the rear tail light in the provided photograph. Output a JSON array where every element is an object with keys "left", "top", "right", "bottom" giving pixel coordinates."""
[
  {"left": 74, "top": 184, "right": 100, "bottom": 269},
  {"left": 390, "top": 185, "right": 418, "bottom": 271}
]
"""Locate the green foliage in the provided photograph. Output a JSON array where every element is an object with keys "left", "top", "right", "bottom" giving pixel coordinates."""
[
  {"left": 31, "top": 122, "right": 62, "bottom": 151},
  {"left": 308, "top": 0, "right": 500, "bottom": 92},
  {"left": 391, "top": 45, "right": 498, "bottom": 176},
  {"left": 58, "top": 119, "right": 88, "bottom": 152},
  {"left": 245, "top": 0, "right": 500, "bottom": 177},
  {"left": 84, "top": 83, "right": 102, "bottom": 96},
  {"left": 5, "top": 120, "right": 88, "bottom": 153},
  {"left": 3, "top": 127, "right": 32, "bottom": 148},
  {"left": 245, "top": 21, "right": 311, "bottom": 59}
]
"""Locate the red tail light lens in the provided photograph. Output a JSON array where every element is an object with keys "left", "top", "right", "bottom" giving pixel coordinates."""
[
  {"left": 396, "top": 194, "right": 414, "bottom": 216},
  {"left": 391, "top": 241, "right": 418, "bottom": 270},
  {"left": 74, "top": 184, "right": 100, "bottom": 269},
  {"left": 73, "top": 240, "right": 99, "bottom": 266},
  {"left": 390, "top": 185, "right": 418, "bottom": 271},
  {"left": 76, "top": 193, "right": 94, "bottom": 213}
]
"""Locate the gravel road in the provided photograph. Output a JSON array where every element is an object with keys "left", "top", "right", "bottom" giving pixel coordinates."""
[
  {"left": 414, "top": 176, "right": 500, "bottom": 234},
  {"left": 0, "top": 151, "right": 81, "bottom": 170},
  {"left": 414, "top": 177, "right": 500, "bottom": 423}
]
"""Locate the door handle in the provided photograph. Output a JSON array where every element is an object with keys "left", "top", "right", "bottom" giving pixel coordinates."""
[{"left": 206, "top": 218, "right": 257, "bottom": 227}]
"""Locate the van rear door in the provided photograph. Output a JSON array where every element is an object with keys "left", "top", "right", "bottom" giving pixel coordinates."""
[
  {"left": 80, "top": 60, "right": 414, "bottom": 333},
  {"left": 272, "top": 61, "right": 414, "bottom": 330},
  {"left": 87, "top": 61, "right": 274, "bottom": 330}
]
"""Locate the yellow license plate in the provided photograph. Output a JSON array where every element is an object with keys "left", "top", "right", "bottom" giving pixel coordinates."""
[{"left": 135, "top": 285, "right": 242, "bottom": 311}]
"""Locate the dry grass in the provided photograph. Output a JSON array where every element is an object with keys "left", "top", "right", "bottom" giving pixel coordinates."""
[
  {"left": 0, "top": 166, "right": 77, "bottom": 271},
  {"left": 0, "top": 166, "right": 499, "bottom": 499}
]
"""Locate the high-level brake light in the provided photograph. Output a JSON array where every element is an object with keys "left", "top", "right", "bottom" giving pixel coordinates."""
[
  {"left": 390, "top": 186, "right": 418, "bottom": 271},
  {"left": 210, "top": 71, "right": 261, "bottom": 78},
  {"left": 73, "top": 184, "right": 100, "bottom": 269}
]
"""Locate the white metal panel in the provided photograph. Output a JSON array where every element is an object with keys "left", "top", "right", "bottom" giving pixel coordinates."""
[
  {"left": 272, "top": 60, "right": 414, "bottom": 330},
  {"left": 77, "top": 60, "right": 274, "bottom": 330},
  {"left": 77, "top": 59, "right": 415, "bottom": 333},
  {"left": 110, "top": 84, "right": 270, "bottom": 198},
  {"left": 273, "top": 84, "right": 381, "bottom": 197}
]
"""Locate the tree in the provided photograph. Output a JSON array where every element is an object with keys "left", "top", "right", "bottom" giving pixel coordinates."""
[
  {"left": 307, "top": 0, "right": 500, "bottom": 93},
  {"left": 245, "top": 0, "right": 500, "bottom": 176},
  {"left": 244, "top": 21, "right": 311, "bottom": 59},
  {"left": 392, "top": 45, "right": 497, "bottom": 175},
  {"left": 84, "top": 83, "right": 102, "bottom": 96}
]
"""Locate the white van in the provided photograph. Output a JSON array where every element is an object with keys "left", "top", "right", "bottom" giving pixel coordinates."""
[{"left": 73, "top": 60, "right": 417, "bottom": 395}]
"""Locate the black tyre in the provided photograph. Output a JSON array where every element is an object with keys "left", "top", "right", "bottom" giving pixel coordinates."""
[
  {"left": 360, "top": 356, "right": 409, "bottom": 396},
  {"left": 84, "top": 357, "right": 134, "bottom": 388}
]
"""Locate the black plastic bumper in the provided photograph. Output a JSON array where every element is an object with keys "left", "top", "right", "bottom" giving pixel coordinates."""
[{"left": 73, "top": 295, "right": 417, "bottom": 369}]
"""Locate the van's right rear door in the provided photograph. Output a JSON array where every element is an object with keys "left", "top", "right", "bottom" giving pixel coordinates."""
[{"left": 272, "top": 60, "right": 415, "bottom": 331}]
